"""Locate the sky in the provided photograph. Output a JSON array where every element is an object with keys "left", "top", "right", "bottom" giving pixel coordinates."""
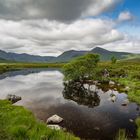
[{"left": 0, "top": 0, "right": 139, "bottom": 56}]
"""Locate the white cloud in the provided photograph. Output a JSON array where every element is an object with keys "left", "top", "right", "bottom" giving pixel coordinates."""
[
  {"left": 82, "top": 0, "right": 122, "bottom": 17},
  {"left": 0, "top": 0, "right": 138, "bottom": 56},
  {"left": 118, "top": 11, "right": 134, "bottom": 22},
  {"left": 0, "top": 18, "right": 125, "bottom": 56},
  {"left": 102, "top": 35, "right": 140, "bottom": 53}
]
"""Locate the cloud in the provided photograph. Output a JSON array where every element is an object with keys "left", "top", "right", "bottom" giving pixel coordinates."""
[
  {"left": 118, "top": 11, "right": 134, "bottom": 22},
  {"left": 101, "top": 35, "right": 140, "bottom": 53},
  {"left": 82, "top": 0, "right": 122, "bottom": 17},
  {"left": 0, "top": 0, "right": 138, "bottom": 56},
  {"left": 0, "top": 0, "right": 122, "bottom": 21},
  {"left": 0, "top": 18, "right": 124, "bottom": 56}
]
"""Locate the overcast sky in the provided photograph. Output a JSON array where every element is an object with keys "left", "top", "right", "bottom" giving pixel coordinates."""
[{"left": 0, "top": 0, "right": 139, "bottom": 56}]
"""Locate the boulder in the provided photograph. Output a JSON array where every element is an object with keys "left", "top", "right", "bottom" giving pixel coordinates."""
[
  {"left": 109, "top": 81, "right": 115, "bottom": 85},
  {"left": 6, "top": 94, "right": 21, "bottom": 104},
  {"left": 121, "top": 99, "right": 129, "bottom": 106},
  {"left": 109, "top": 96, "right": 117, "bottom": 102},
  {"left": 47, "top": 125, "right": 62, "bottom": 130},
  {"left": 47, "top": 114, "right": 63, "bottom": 124}
]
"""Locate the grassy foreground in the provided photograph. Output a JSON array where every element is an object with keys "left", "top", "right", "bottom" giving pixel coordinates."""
[{"left": 0, "top": 100, "right": 79, "bottom": 140}]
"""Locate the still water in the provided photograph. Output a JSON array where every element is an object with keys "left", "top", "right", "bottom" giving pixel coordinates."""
[{"left": 0, "top": 69, "right": 139, "bottom": 140}]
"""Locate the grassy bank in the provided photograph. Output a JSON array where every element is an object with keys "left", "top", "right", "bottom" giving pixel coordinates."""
[
  {"left": 0, "top": 62, "right": 65, "bottom": 74},
  {"left": 0, "top": 100, "right": 79, "bottom": 140},
  {"left": 97, "top": 61, "right": 140, "bottom": 105},
  {"left": 97, "top": 61, "right": 140, "bottom": 139}
]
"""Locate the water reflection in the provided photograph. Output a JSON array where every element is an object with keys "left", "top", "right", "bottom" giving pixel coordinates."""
[
  {"left": 0, "top": 69, "right": 139, "bottom": 140},
  {"left": 63, "top": 81, "right": 100, "bottom": 108}
]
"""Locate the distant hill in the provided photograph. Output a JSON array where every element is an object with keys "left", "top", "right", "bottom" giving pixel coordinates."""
[
  {"left": 52, "top": 47, "right": 132, "bottom": 62},
  {"left": 91, "top": 47, "right": 131, "bottom": 61},
  {"left": 0, "top": 50, "right": 56, "bottom": 63},
  {"left": 0, "top": 57, "right": 10, "bottom": 62},
  {"left": 56, "top": 50, "right": 88, "bottom": 62},
  {"left": 0, "top": 47, "right": 139, "bottom": 63},
  {"left": 122, "top": 54, "right": 140, "bottom": 62}
]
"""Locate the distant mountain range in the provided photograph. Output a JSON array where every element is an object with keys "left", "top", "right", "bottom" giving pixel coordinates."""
[
  {"left": 0, "top": 47, "right": 139, "bottom": 63},
  {"left": 0, "top": 50, "right": 55, "bottom": 63}
]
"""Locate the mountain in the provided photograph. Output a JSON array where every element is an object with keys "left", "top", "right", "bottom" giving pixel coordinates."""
[
  {"left": 0, "top": 50, "right": 56, "bottom": 63},
  {"left": 91, "top": 47, "right": 131, "bottom": 61},
  {"left": 55, "top": 50, "right": 88, "bottom": 62},
  {"left": 0, "top": 47, "right": 138, "bottom": 63},
  {"left": 0, "top": 57, "right": 7, "bottom": 62},
  {"left": 52, "top": 47, "right": 132, "bottom": 62}
]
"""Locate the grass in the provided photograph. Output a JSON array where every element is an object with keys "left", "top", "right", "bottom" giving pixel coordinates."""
[
  {"left": 96, "top": 60, "right": 140, "bottom": 105},
  {"left": 0, "top": 100, "right": 79, "bottom": 140},
  {"left": 115, "top": 129, "right": 128, "bottom": 140},
  {"left": 96, "top": 61, "right": 140, "bottom": 139},
  {"left": 135, "top": 118, "right": 140, "bottom": 140},
  {"left": 0, "top": 62, "right": 65, "bottom": 74}
]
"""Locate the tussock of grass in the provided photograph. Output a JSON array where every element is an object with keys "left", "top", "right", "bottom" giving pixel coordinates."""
[
  {"left": 115, "top": 129, "right": 128, "bottom": 140},
  {"left": 136, "top": 118, "right": 140, "bottom": 139},
  {"left": 0, "top": 100, "right": 79, "bottom": 140}
]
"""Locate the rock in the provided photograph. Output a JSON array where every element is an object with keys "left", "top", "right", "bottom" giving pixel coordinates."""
[
  {"left": 47, "top": 115, "right": 63, "bottom": 124},
  {"left": 109, "top": 81, "right": 115, "bottom": 85},
  {"left": 129, "top": 119, "right": 134, "bottom": 123},
  {"left": 94, "top": 127, "right": 100, "bottom": 131},
  {"left": 89, "top": 85, "right": 96, "bottom": 92},
  {"left": 6, "top": 94, "right": 21, "bottom": 104},
  {"left": 97, "top": 82, "right": 101, "bottom": 86},
  {"left": 47, "top": 125, "right": 62, "bottom": 130},
  {"left": 103, "top": 69, "right": 109, "bottom": 78},
  {"left": 108, "top": 95, "right": 117, "bottom": 102},
  {"left": 124, "top": 86, "right": 130, "bottom": 91},
  {"left": 83, "top": 84, "right": 89, "bottom": 89},
  {"left": 121, "top": 99, "right": 129, "bottom": 106},
  {"left": 114, "top": 88, "right": 117, "bottom": 91},
  {"left": 111, "top": 96, "right": 117, "bottom": 102},
  {"left": 93, "top": 81, "right": 99, "bottom": 85}
]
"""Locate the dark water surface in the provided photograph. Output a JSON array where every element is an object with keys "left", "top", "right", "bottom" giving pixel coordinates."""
[{"left": 0, "top": 69, "right": 139, "bottom": 140}]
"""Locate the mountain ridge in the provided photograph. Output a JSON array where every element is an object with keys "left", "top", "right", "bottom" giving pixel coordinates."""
[{"left": 0, "top": 47, "right": 138, "bottom": 63}]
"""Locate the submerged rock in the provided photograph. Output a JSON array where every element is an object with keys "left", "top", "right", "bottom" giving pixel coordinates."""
[
  {"left": 47, "top": 114, "right": 63, "bottom": 124},
  {"left": 129, "top": 119, "right": 134, "bottom": 123},
  {"left": 94, "top": 127, "right": 100, "bottom": 131},
  {"left": 6, "top": 94, "right": 21, "bottom": 104},
  {"left": 47, "top": 125, "right": 62, "bottom": 130}
]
